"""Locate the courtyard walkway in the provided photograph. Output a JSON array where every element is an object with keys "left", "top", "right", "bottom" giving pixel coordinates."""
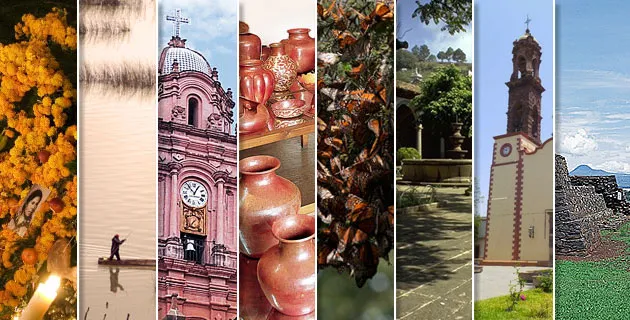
[{"left": 396, "top": 187, "right": 472, "bottom": 319}]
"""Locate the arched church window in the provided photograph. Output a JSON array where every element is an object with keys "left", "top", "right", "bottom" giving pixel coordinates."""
[
  {"left": 517, "top": 56, "right": 527, "bottom": 78},
  {"left": 511, "top": 104, "right": 523, "bottom": 132},
  {"left": 188, "top": 96, "right": 199, "bottom": 127}
]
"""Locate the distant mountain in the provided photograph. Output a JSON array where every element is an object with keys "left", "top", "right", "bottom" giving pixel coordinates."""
[
  {"left": 570, "top": 165, "right": 613, "bottom": 176},
  {"left": 569, "top": 165, "right": 630, "bottom": 188}
]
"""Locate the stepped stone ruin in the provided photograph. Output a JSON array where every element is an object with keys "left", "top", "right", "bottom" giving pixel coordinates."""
[{"left": 555, "top": 154, "right": 628, "bottom": 256}]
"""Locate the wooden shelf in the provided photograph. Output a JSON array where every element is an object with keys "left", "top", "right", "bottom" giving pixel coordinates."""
[{"left": 240, "top": 116, "right": 315, "bottom": 150}]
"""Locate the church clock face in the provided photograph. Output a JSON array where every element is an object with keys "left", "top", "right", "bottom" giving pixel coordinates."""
[
  {"left": 500, "top": 143, "right": 513, "bottom": 157},
  {"left": 180, "top": 180, "right": 207, "bottom": 208}
]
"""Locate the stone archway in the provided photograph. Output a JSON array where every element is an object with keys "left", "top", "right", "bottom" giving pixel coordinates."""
[{"left": 396, "top": 104, "right": 417, "bottom": 151}]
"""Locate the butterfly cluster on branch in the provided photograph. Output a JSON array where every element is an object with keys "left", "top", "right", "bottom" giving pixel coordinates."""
[{"left": 316, "top": 0, "right": 394, "bottom": 288}]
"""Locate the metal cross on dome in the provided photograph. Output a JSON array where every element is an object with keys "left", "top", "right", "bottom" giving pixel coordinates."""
[
  {"left": 525, "top": 14, "right": 532, "bottom": 30},
  {"left": 167, "top": 9, "right": 189, "bottom": 38}
]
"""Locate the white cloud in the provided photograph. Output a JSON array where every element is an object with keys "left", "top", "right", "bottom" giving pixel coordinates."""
[
  {"left": 604, "top": 113, "right": 630, "bottom": 120},
  {"left": 560, "top": 128, "right": 598, "bottom": 155},
  {"left": 425, "top": 23, "right": 473, "bottom": 61},
  {"left": 599, "top": 160, "right": 630, "bottom": 174}
]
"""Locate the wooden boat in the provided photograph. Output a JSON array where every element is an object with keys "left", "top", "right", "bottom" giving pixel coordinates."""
[{"left": 98, "top": 257, "right": 155, "bottom": 267}]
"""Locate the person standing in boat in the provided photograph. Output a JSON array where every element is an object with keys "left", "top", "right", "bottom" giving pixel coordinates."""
[{"left": 109, "top": 234, "right": 126, "bottom": 261}]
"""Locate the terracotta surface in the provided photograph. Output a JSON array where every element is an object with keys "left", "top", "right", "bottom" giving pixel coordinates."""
[
  {"left": 239, "top": 254, "right": 314, "bottom": 320},
  {"left": 239, "top": 156, "right": 301, "bottom": 258},
  {"left": 262, "top": 43, "right": 298, "bottom": 92},
  {"left": 261, "top": 45, "right": 271, "bottom": 61},
  {"left": 240, "top": 59, "right": 275, "bottom": 105},
  {"left": 239, "top": 96, "right": 271, "bottom": 135},
  {"left": 240, "top": 32, "right": 262, "bottom": 61},
  {"left": 257, "top": 215, "right": 315, "bottom": 316},
  {"left": 281, "top": 28, "right": 315, "bottom": 74}
]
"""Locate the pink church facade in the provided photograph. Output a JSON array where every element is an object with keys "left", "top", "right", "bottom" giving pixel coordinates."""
[{"left": 157, "top": 30, "right": 237, "bottom": 320}]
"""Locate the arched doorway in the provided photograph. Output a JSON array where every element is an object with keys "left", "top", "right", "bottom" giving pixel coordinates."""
[{"left": 396, "top": 104, "right": 417, "bottom": 151}]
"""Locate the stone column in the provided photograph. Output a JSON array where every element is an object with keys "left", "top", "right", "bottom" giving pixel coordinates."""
[
  {"left": 168, "top": 163, "right": 182, "bottom": 238},
  {"left": 216, "top": 179, "right": 225, "bottom": 245},
  {"left": 416, "top": 124, "right": 423, "bottom": 158},
  {"left": 158, "top": 175, "right": 166, "bottom": 238}
]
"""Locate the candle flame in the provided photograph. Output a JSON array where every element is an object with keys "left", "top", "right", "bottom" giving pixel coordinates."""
[{"left": 39, "top": 275, "right": 61, "bottom": 300}]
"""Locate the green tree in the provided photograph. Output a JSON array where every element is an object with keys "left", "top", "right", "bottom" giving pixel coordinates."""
[
  {"left": 452, "top": 48, "right": 466, "bottom": 63},
  {"left": 396, "top": 49, "right": 417, "bottom": 70},
  {"left": 409, "top": 65, "right": 472, "bottom": 138},
  {"left": 436, "top": 51, "right": 446, "bottom": 62},
  {"left": 411, "top": 44, "right": 421, "bottom": 57},
  {"left": 412, "top": 0, "right": 472, "bottom": 35},
  {"left": 412, "top": 44, "right": 431, "bottom": 61},
  {"left": 445, "top": 47, "right": 454, "bottom": 62},
  {"left": 427, "top": 54, "right": 437, "bottom": 62}
]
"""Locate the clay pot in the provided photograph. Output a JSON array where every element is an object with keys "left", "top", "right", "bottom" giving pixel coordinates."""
[
  {"left": 262, "top": 43, "right": 298, "bottom": 92},
  {"left": 239, "top": 96, "right": 270, "bottom": 135},
  {"left": 257, "top": 214, "right": 315, "bottom": 316},
  {"left": 239, "top": 156, "right": 301, "bottom": 258},
  {"left": 240, "top": 59, "right": 274, "bottom": 106},
  {"left": 240, "top": 32, "right": 262, "bottom": 61},
  {"left": 281, "top": 28, "right": 315, "bottom": 74},
  {"left": 261, "top": 45, "right": 272, "bottom": 61}
]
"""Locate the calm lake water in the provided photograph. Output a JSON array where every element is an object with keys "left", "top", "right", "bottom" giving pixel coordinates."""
[{"left": 80, "top": 0, "right": 156, "bottom": 319}]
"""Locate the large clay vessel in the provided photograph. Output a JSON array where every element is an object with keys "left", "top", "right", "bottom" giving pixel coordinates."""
[
  {"left": 257, "top": 214, "right": 315, "bottom": 316},
  {"left": 281, "top": 28, "right": 315, "bottom": 74},
  {"left": 239, "top": 156, "right": 301, "bottom": 258},
  {"left": 239, "top": 96, "right": 270, "bottom": 135},
  {"left": 262, "top": 43, "right": 297, "bottom": 92},
  {"left": 240, "top": 32, "right": 262, "bottom": 61},
  {"left": 240, "top": 59, "right": 274, "bottom": 106},
  {"left": 261, "top": 45, "right": 272, "bottom": 61}
]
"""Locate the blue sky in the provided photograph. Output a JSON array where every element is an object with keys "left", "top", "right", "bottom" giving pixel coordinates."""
[
  {"left": 158, "top": 0, "right": 237, "bottom": 96},
  {"left": 474, "top": 0, "right": 554, "bottom": 216},
  {"left": 397, "top": 1, "right": 472, "bottom": 61},
  {"left": 556, "top": 0, "right": 630, "bottom": 174}
]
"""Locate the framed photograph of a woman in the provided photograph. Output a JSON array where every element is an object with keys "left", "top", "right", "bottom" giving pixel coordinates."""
[{"left": 9, "top": 185, "right": 50, "bottom": 237}]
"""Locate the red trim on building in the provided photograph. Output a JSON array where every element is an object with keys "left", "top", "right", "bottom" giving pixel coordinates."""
[
  {"left": 493, "top": 131, "right": 540, "bottom": 146},
  {"left": 512, "top": 138, "right": 525, "bottom": 260},
  {"left": 492, "top": 160, "right": 519, "bottom": 167},
  {"left": 483, "top": 142, "right": 498, "bottom": 260},
  {"left": 523, "top": 137, "right": 553, "bottom": 155}
]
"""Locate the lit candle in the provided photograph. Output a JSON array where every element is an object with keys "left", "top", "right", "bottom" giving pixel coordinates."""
[{"left": 19, "top": 275, "right": 61, "bottom": 320}]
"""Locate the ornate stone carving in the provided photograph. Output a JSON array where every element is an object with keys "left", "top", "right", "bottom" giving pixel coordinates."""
[
  {"left": 208, "top": 113, "right": 223, "bottom": 132},
  {"left": 173, "top": 153, "right": 185, "bottom": 162},
  {"left": 171, "top": 105, "right": 186, "bottom": 122},
  {"left": 181, "top": 204, "right": 206, "bottom": 236}
]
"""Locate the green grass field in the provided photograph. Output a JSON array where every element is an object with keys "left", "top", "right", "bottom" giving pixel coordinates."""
[
  {"left": 474, "top": 289, "right": 552, "bottom": 319},
  {"left": 556, "top": 222, "right": 630, "bottom": 319}
]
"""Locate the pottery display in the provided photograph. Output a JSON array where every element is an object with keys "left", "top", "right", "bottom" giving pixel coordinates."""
[
  {"left": 239, "top": 96, "right": 271, "bottom": 135},
  {"left": 281, "top": 28, "right": 315, "bottom": 74},
  {"left": 240, "top": 59, "right": 275, "bottom": 106},
  {"left": 262, "top": 43, "right": 298, "bottom": 92},
  {"left": 257, "top": 214, "right": 315, "bottom": 316},
  {"left": 270, "top": 99, "right": 306, "bottom": 119},
  {"left": 240, "top": 32, "right": 262, "bottom": 61},
  {"left": 239, "top": 155, "right": 301, "bottom": 258}
]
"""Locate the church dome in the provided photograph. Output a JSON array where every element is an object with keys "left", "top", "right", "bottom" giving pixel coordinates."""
[
  {"left": 159, "top": 37, "right": 211, "bottom": 75},
  {"left": 517, "top": 29, "right": 539, "bottom": 44}
]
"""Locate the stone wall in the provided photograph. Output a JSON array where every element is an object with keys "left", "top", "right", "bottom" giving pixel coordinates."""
[
  {"left": 569, "top": 175, "right": 630, "bottom": 214},
  {"left": 555, "top": 155, "right": 627, "bottom": 256}
]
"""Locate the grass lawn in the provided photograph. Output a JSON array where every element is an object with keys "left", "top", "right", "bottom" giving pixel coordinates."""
[
  {"left": 474, "top": 289, "right": 552, "bottom": 319},
  {"left": 556, "top": 260, "right": 630, "bottom": 319},
  {"left": 556, "top": 222, "right": 630, "bottom": 319}
]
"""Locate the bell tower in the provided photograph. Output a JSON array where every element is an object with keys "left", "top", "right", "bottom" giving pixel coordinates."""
[{"left": 505, "top": 26, "right": 544, "bottom": 145}]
